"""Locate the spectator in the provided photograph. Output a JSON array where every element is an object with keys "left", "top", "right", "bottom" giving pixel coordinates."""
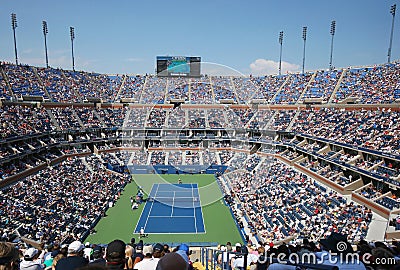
[
  {"left": 133, "top": 245, "right": 159, "bottom": 270},
  {"left": 56, "top": 241, "right": 88, "bottom": 270},
  {"left": 124, "top": 246, "right": 134, "bottom": 270},
  {"left": 152, "top": 244, "right": 164, "bottom": 259},
  {"left": 20, "top": 248, "right": 44, "bottom": 270},
  {"left": 89, "top": 247, "right": 106, "bottom": 267},
  {"left": 0, "top": 242, "right": 20, "bottom": 270},
  {"left": 105, "top": 240, "right": 125, "bottom": 270},
  {"left": 155, "top": 253, "right": 188, "bottom": 270},
  {"left": 50, "top": 254, "right": 65, "bottom": 270}
]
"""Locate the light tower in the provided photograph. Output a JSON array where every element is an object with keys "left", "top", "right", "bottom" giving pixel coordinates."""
[
  {"left": 70, "top": 27, "right": 75, "bottom": 71},
  {"left": 11, "top": 13, "right": 18, "bottom": 65},
  {"left": 329, "top": 20, "right": 336, "bottom": 70},
  {"left": 43, "top": 21, "right": 49, "bottom": 68},
  {"left": 302, "top": 26, "right": 307, "bottom": 74},
  {"left": 278, "top": 31, "right": 284, "bottom": 76},
  {"left": 387, "top": 4, "right": 396, "bottom": 63}
]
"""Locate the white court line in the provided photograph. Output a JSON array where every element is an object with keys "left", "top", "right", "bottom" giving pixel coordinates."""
[
  {"left": 147, "top": 216, "right": 196, "bottom": 218},
  {"left": 171, "top": 191, "right": 175, "bottom": 217},
  {"left": 143, "top": 183, "right": 159, "bottom": 230},
  {"left": 196, "top": 183, "right": 207, "bottom": 233},
  {"left": 192, "top": 183, "right": 198, "bottom": 233}
]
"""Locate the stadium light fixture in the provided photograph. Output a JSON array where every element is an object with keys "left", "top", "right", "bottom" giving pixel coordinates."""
[
  {"left": 43, "top": 21, "right": 49, "bottom": 68},
  {"left": 329, "top": 20, "right": 336, "bottom": 70},
  {"left": 70, "top": 27, "right": 75, "bottom": 71},
  {"left": 387, "top": 4, "right": 396, "bottom": 63},
  {"left": 302, "top": 26, "right": 307, "bottom": 74},
  {"left": 11, "top": 13, "right": 18, "bottom": 65},
  {"left": 278, "top": 31, "right": 284, "bottom": 76}
]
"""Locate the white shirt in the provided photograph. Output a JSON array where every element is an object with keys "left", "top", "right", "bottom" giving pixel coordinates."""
[{"left": 134, "top": 257, "right": 159, "bottom": 270}]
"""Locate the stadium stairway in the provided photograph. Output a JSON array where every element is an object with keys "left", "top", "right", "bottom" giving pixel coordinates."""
[
  {"left": 285, "top": 110, "right": 301, "bottom": 131},
  {"left": 163, "top": 79, "right": 170, "bottom": 104},
  {"left": 45, "top": 108, "right": 61, "bottom": 130},
  {"left": 72, "top": 109, "right": 85, "bottom": 127},
  {"left": 60, "top": 70, "right": 83, "bottom": 102},
  {"left": 81, "top": 157, "right": 95, "bottom": 174},
  {"left": 31, "top": 66, "right": 52, "bottom": 100},
  {"left": 229, "top": 76, "right": 241, "bottom": 103},
  {"left": 0, "top": 67, "right": 15, "bottom": 99},
  {"left": 185, "top": 109, "right": 189, "bottom": 127},
  {"left": 138, "top": 76, "right": 149, "bottom": 104},
  {"left": 270, "top": 75, "right": 290, "bottom": 103},
  {"left": 114, "top": 74, "right": 128, "bottom": 101},
  {"left": 204, "top": 109, "right": 210, "bottom": 128},
  {"left": 92, "top": 109, "right": 106, "bottom": 126},
  {"left": 253, "top": 157, "right": 266, "bottom": 172},
  {"left": 208, "top": 77, "right": 216, "bottom": 103},
  {"left": 263, "top": 110, "right": 276, "bottom": 130},
  {"left": 328, "top": 69, "right": 347, "bottom": 103},
  {"left": 297, "top": 72, "right": 316, "bottom": 102},
  {"left": 221, "top": 109, "right": 229, "bottom": 128}
]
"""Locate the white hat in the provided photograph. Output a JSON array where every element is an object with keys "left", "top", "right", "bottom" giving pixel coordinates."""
[
  {"left": 85, "top": 242, "right": 90, "bottom": 247},
  {"left": 143, "top": 245, "right": 153, "bottom": 256},
  {"left": 220, "top": 246, "right": 227, "bottom": 252},
  {"left": 68, "top": 241, "right": 84, "bottom": 253},
  {"left": 24, "top": 248, "right": 39, "bottom": 259},
  {"left": 235, "top": 243, "right": 241, "bottom": 248}
]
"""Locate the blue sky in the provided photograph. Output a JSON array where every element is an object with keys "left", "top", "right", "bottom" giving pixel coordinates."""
[{"left": 0, "top": 0, "right": 398, "bottom": 75}]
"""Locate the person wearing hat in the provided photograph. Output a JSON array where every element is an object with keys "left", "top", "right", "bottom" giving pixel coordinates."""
[
  {"left": 105, "top": 240, "right": 126, "bottom": 270},
  {"left": 89, "top": 246, "right": 105, "bottom": 266},
  {"left": 0, "top": 242, "right": 20, "bottom": 270},
  {"left": 176, "top": 244, "right": 193, "bottom": 270},
  {"left": 155, "top": 252, "right": 188, "bottom": 270},
  {"left": 20, "top": 248, "right": 44, "bottom": 270},
  {"left": 83, "top": 242, "right": 92, "bottom": 261},
  {"left": 55, "top": 241, "right": 88, "bottom": 270},
  {"left": 134, "top": 245, "right": 159, "bottom": 270},
  {"left": 152, "top": 244, "right": 164, "bottom": 259},
  {"left": 132, "top": 241, "right": 144, "bottom": 265}
]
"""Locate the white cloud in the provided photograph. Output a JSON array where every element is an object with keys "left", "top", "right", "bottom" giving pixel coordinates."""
[{"left": 249, "top": 59, "right": 300, "bottom": 76}]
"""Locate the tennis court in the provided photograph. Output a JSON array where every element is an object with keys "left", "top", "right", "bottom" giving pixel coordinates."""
[{"left": 134, "top": 183, "right": 205, "bottom": 234}]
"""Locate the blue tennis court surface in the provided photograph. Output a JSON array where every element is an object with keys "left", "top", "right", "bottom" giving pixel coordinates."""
[{"left": 134, "top": 183, "right": 205, "bottom": 234}]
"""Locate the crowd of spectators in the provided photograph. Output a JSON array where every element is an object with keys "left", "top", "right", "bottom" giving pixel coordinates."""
[
  {"left": 0, "top": 155, "right": 129, "bottom": 244},
  {"left": 212, "top": 77, "right": 237, "bottom": 102},
  {"left": 188, "top": 109, "right": 206, "bottom": 128},
  {"left": 302, "top": 70, "right": 341, "bottom": 102},
  {"left": 336, "top": 63, "right": 400, "bottom": 103},
  {"left": 1, "top": 61, "right": 399, "bottom": 104},
  {"left": 166, "top": 77, "right": 188, "bottom": 102},
  {"left": 2, "top": 64, "right": 47, "bottom": 98},
  {"left": 146, "top": 108, "right": 166, "bottom": 128},
  {"left": 0, "top": 239, "right": 195, "bottom": 270},
  {"left": 0, "top": 105, "right": 56, "bottom": 139},
  {"left": 273, "top": 73, "right": 312, "bottom": 104},
  {"left": 190, "top": 79, "right": 213, "bottom": 104},
  {"left": 291, "top": 108, "right": 400, "bottom": 155},
  {"left": 167, "top": 107, "right": 186, "bottom": 128},
  {"left": 118, "top": 75, "right": 144, "bottom": 101},
  {"left": 225, "top": 108, "right": 255, "bottom": 129},
  {"left": 225, "top": 160, "right": 372, "bottom": 243}
]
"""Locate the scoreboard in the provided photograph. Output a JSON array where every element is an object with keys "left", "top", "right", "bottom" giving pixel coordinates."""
[{"left": 156, "top": 56, "right": 201, "bottom": 77}]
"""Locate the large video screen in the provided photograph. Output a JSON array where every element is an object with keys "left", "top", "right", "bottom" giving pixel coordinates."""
[{"left": 157, "top": 56, "right": 201, "bottom": 77}]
